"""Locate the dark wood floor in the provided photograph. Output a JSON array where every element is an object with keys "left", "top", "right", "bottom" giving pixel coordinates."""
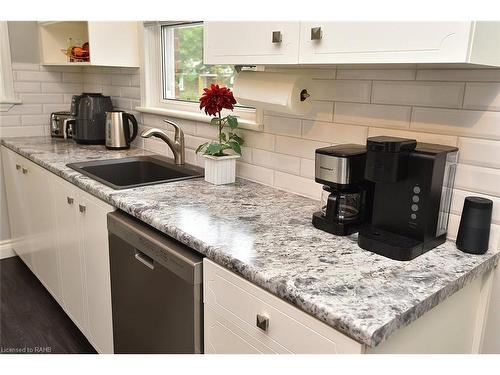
[{"left": 0, "top": 256, "right": 96, "bottom": 354}]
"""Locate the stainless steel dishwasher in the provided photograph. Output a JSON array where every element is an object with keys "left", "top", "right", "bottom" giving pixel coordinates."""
[{"left": 107, "top": 211, "right": 203, "bottom": 354}]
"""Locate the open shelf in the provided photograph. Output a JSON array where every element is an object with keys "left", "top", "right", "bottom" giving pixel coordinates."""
[{"left": 39, "top": 21, "right": 90, "bottom": 65}]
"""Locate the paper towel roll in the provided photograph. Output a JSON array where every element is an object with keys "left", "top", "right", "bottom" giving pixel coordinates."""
[{"left": 233, "top": 71, "right": 313, "bottom": 115}]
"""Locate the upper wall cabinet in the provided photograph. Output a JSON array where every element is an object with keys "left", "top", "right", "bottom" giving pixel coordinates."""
[
  {"left": 39, "top": 21, "right": 140, "bottom": 67},
  {"left": 203, "top": 22, "right": 301, "bottom": 65},
  {"left": 203, "top": 22, "right": 500, "bottom": 67}
]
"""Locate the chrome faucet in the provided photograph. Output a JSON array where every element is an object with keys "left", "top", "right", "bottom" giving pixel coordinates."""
[{"left": 141, "top": 120, "right": 185, "bottom": 165}]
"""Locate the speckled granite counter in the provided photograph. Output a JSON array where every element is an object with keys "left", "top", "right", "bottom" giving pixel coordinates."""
[{"left": 2, "top": 136, "right": 498, "bottom": 347}]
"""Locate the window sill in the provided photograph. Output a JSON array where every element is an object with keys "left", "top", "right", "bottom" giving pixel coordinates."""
[{"left": 135, "top": 106, "right": 263, "bottom": 131}]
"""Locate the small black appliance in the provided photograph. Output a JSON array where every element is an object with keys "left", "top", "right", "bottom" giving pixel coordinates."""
[
  {"left": 71, "top": 93, "right": 113, "bottom": 145},
  {"left": 312, "top": 144, "right": 373, "bottom": 236},
  {"left": 456, "top": 196, "right": 493, "bottom": 255},
  {"left": 358, "top": 136, "right": 459, "bottom": 261}
]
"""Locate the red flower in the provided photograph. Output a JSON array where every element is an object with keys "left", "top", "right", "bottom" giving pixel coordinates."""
[{"left": 199, "top": 84, "right": 237, "bottom": 116}]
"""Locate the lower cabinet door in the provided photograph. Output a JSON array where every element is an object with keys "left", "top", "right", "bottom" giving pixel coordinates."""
[
  {"left": 52, "top": 178, "right": 88, "bottom": 334},
  {"left": 1, "top": 147, "right": 34, "bottom": 271},
  {"left": 26, "top": 163, "right": 61, "bottom": 302},
  {"left": 205, "top": 306, "right": 272, "bottom": 354},
  {"left": 79, "top": 193, "right": 114, "bottom": 354}
]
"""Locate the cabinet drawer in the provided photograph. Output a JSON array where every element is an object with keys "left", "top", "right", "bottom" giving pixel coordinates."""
[{"left": 203, "top": 259, "right": 363, "bottom": 354}]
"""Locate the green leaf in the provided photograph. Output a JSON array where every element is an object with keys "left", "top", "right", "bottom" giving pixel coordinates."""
[
  {"left": 206, "top": 143, "right": 224, "bottom": 156},
  {"left": 195, "top": 142, "right": 208, "bottom": 154},
  {"left": 229, "top": 133, "right": 244, "bottom": 145},
  {"left": 220, "top": 132, "right": 227, "bottom": 142},
  {"left": 228, "top": 141, "right": 242, "bottom": 155},
  {"left": 227, "top": 115, "right": 238, "bottom": 129}
]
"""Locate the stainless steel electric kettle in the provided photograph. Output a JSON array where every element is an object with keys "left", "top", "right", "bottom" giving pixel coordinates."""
[{"left": 105, "top": 111, "right": 138, "bottom": 150}]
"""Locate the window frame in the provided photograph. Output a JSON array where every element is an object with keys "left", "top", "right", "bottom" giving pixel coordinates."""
[{"left": 138, "top": 22, "right": 262, "bottom": 130}]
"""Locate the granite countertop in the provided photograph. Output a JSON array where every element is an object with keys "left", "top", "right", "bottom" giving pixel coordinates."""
[{"left": 2, "top": 136, "right": 498, "bottom": 347}]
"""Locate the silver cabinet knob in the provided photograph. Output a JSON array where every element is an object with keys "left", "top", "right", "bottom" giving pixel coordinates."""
[
  {"left": 79, "top": 204, "right": 86, "bottom": 213},
  {"left": 256, "top": 314, "right": 269, "bottom": 332},
  {"left": 67, "top": 197, "right": 74, "bottom": 205},
  {"left": 15, "top": 164, "right": 21, "bottom": 171},
  {"left": 311, "top": 26, "right": 322, "bottom": 40},
  {"left": 22, "top": 168, "right": 28, "bottom": 174},
  {"left": 272, "top": 31, "right": 282, "bottom": 44}
]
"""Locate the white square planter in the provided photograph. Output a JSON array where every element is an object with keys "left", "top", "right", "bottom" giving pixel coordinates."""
[{"left": 203, "top": 154, "right": 240, "bottom": 185}]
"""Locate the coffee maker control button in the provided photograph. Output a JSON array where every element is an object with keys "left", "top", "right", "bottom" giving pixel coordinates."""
[
  {"left": 411, "top": 213, "right": 417, "bottom": 220},
  {"left": 412, "top": 195, "right": 420, "bottom": 203},
  {"left": 413, "top": 186, "right": 421, "bottom": 194},
  {"left": 411, "top": 204, "right": 419, "bottom": 212}
]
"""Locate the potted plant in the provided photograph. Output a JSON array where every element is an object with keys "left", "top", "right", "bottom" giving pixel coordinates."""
[{"left": 196, "top": 84, "right": 244, "bottom": 185}]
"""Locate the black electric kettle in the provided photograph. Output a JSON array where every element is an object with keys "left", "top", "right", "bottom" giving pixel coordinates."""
[{"left": 105, "top": 111, "right": 138, "bottom": 150}]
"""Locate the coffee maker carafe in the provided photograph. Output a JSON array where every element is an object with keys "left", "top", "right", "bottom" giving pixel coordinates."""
[{"left": 312, "top": 145, "right": 373, "bottom": 236}]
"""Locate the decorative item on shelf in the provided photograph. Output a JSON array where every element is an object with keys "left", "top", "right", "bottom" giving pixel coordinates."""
[
  {"left": 61, "top": 38, "right": 90, "bottom": 63},
  {"left": 196, "top": 84, "right": 244, "bottom": 185}
]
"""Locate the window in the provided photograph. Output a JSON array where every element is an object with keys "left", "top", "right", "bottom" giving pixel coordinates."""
[
  {"left": 140, "top": 22, "right": 261, "bottom": 129},
  {"left": 161, "top": 22, "right": 237, "bottom": 103}
]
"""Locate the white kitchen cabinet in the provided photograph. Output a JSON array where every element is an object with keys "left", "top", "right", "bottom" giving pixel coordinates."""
[
  {"left": 79, "top": 192, "right": 114, "bottom": 354},
  {"left": 1, "top": 146, "right": 115, "bottom": 354},
  {"left": 39, "top": 21, "right": 139, "bottom": 67},
  {"left": 52, "top": 177, "right": 88, "bottom": 334},
  {"left": 1, "top": 148, "right": 33, "bottom": 270},
  {"left": 203, "top": 22, "right": 500, "bottom": 66},
  {"left": 52, "top": 175, "right": 115, "bottom": 354},
  {"left": 203, "top": 259, "right": 363, "bottom": 354},
  {"left": 25, "top": 160, "right": 61, "bottom": 302},
  {"left": 203, "top": 22, "right": 300, "bottom": 65}
]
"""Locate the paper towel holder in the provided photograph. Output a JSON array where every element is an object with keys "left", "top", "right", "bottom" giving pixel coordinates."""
[{"left": 300, "top": 89, "right": 311, "bottom": 102}]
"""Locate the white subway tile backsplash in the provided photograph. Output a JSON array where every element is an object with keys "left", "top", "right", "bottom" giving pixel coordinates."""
[
  {"left": 20, "top": 94, "right": 64, "bottom": 104},
  {"left": 14, "top": 82, "right": 41, "bottom": 93},
  {"left": 454, "top": 164, "right": 500, "bottom": 197},
  {"left": 336, "top": 69, "right": 416, "bottom": 80},
  {"left": 334, "top": 102, "right": 411, "bottom": 130},
  {"left": 275, "top": 135, "right": 329, "bottom": 159},
  {"left": 3, "top": 62, "right": 500, "bottom": 208},
  {"left": 237, "top": 129, "right": 275, "bottom": 151},
  {"left": 21, "top": 115, "right": 49, "bottom": 126},
  {"left": 41, "top": 82, "right": 83, "bottom": 94},
  {"left": 264, "top": 115, "right": 302, "bottom": 137},
  {"left": 368, "top": 127, "right": 458, "bottom": 146},
  {"left": 0, "top": 116, "right": 21, "bottom": 127},
  {"left": 302, "top": 120, "right": 367, "bottom": 144},
  {"left": 252, "top": 149, "right": 301, "bottom": 174},
  {"left": 463, "top": 82, "right": 500, "bottom": 111},
  {"left": 411, "top": 107, "right": 500, "bottom": 140},
  {"left": 236, "top": 162, "right": 274, "bottom": 185},
  {"left": 457, "top": 137, "right": 500, "bottom": 169},
  {"left": 310, "top": 80, "right": 371, "bottom": 102},
  {"left": 111, "top": 75, "right": 132, "bottom": 86},
  {"left": 416, "top": 69, "right": 500, "bottom": 82},
  {"left": 300, "top": 158, "right": 315, "bottom": 179},
  {"left": 372, "top": 81, "right": 465, "bottom": 108},
  {"left": 274, "top": 171, "right": 323, "bottom": 200},
  {"left": 15, "top": 70, "right": 62, "bottom": 82},
  {"left": 62, "top": 72, "right": 84, "bottom": 83}
]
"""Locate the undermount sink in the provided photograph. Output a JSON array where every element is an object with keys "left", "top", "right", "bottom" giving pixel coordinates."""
[{"left": 67, "top": 155, "right": 204, "bottom": 190}]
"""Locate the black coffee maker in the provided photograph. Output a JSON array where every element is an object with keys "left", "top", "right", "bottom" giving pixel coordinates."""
[
  {"left": 358, "top": 136, "right": 459, "bottom": 260},
  {"left": 312, "top": 145, "right": 373, "bottom": 236}
]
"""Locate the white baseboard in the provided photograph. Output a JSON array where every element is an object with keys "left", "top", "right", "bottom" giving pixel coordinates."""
[{"left": 0, "top": 239, "right": 16, "bottom": 259}]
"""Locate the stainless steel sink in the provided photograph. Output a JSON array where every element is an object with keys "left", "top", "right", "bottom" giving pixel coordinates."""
[{"left": 67, "top": 155, "right": 204, "bottom": 189}]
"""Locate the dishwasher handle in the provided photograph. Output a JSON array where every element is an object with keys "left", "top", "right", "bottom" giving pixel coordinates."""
[{"left": 134, "top": 249, "right": 155, "bottom": 270}]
